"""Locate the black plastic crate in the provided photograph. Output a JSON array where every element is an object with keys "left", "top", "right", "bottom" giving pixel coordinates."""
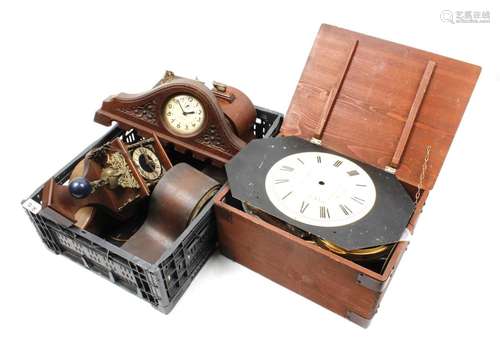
[{"left": 22, "top": 106, "right": 283, "bottom": 313}]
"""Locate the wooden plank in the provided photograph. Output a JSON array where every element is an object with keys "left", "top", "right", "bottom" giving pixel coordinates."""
[
  {"left": 152, "top": 132, "right": 173, "bottom": 170},
  {"left": 390, "top": 61, "right": 436, "bottom": 168},
  {"left": 314, "top": 40, "right": 358, "bottom": 141}
]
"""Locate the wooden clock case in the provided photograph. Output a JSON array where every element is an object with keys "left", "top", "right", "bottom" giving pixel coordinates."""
[
  {"left": 23, "top": 71, "right": 283, "bottom": 313},
  {"left": 95, "top": 75, "right": 256, "bottom": 166},
  {"left": 213, "top": 24, "right": 481, "bottom": 327}
]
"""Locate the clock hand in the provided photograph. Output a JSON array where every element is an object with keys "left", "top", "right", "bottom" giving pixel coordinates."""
[
  {"left": 176, "top": 100, "right": 187, "bottom": 115},
  {"left": 183, "top": 103, "right": 196, "bottom": 115},
  {"left": 144, "top": 155, "right": 155, "bottom": 171}
]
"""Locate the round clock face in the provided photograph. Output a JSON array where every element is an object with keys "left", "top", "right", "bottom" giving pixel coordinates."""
[
  {"left": 132, "top": 147, "right": 162, "bottom": 181},
  {"left": 163, "top": 94, "right": 205, "bottom": 136},
  {"left": 264, "top": 151, "right": 376, "bottom": 227}
]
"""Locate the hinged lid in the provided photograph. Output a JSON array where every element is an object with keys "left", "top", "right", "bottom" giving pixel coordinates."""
[{"left": 282, "top": 24, "right": 480, "bottom": 190}]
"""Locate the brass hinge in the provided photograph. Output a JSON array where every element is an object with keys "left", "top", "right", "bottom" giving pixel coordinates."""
[
  {"left": 310, "top": 137, "right": 322, "bottom": 146},
  {"left": 384, "top": 165, "right": 397, "bottom": 174}
]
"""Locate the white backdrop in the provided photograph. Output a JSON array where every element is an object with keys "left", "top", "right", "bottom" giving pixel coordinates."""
[{"left": 1, "top": 1, "right": 499, "bottom": 348}]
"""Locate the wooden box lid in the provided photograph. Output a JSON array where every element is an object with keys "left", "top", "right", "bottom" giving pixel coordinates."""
[{"left": 282, "top": 24, "right": 480, "bottom": 190}]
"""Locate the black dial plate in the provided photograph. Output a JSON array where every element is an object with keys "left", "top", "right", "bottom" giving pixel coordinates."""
[{"left": 225, "top": 136, "right": 415, "bottom": 250}]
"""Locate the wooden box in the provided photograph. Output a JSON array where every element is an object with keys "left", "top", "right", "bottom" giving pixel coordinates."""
[{"left": 213, "top": 24, "right": 480, "bottom": 327}]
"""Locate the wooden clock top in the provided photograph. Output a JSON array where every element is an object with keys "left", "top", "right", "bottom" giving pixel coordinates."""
[{"left": 95, "top": 75, "right": 256, "bottom": 166}]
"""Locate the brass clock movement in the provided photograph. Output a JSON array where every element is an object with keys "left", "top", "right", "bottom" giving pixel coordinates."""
[
  {"left": 226, "top": 136, "right": 416, "bottom": 261},
  {"left": 94, "top": 71, "right": 257, "bottom": 165}
]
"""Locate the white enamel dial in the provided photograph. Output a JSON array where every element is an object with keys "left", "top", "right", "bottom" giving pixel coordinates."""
[
  {"left": 264, "top": 151, "right": 376, "bottom": 227},
  {"left": 163, "top": 94, "right": 205, "bottom": 136}
]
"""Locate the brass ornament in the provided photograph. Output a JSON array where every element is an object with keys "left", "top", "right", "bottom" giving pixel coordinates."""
[{"left": 106, "top": 152, "right": 140, "bottom": 189}]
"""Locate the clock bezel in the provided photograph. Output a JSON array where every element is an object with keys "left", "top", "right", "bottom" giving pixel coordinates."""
[
  {"left": 131, "top": 146, "right": 162, "bottom": 181},
  {"left": 161, "top": 93, "right": 208, "bottom": 138},
  {"left": 225, "top": 136, "right": 416, "bottom": 250}
]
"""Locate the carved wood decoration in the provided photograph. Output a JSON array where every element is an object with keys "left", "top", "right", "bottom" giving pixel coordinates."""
[
  {"left": 41, "top": 136, "right": 171, "bottom": 225},
  {"left": 95, "top": 78, "right": 254, "bottom": 166},
  {"left": 283, "top": 24, "right": 481, "bottom": 190}
]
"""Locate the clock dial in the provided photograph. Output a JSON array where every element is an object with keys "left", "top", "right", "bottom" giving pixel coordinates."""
[
  {"left": 226, "top": 136, "right": 415, "bottom": 250},
  {"left": 265, "top": 152, "right": 376, "bottom": 227},
  {"left": 163, "top": 94, "right": 205, "bottom": 136},
  {"left": 132, "top": 147, "right": 162, "bottom": 181}
]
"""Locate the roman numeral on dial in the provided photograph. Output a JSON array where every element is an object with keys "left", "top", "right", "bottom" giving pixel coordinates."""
[
  {"left": 265, "top": 151, "right": 376, "bottom": 228},
  {"left": 351, "top": 196, "right": 365, "bottom": 204},
  {"left": 320, "top": 206, "right": 330, "bottom": 219},
  {"left": 339, "top": 204, "right": 352, "bottom": 215},
  {"left": 300, "top": 201, "right": 309, "bottom": 214},
  {"left": 274, "top": 179, "right": 289, "bottom": 184}
]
